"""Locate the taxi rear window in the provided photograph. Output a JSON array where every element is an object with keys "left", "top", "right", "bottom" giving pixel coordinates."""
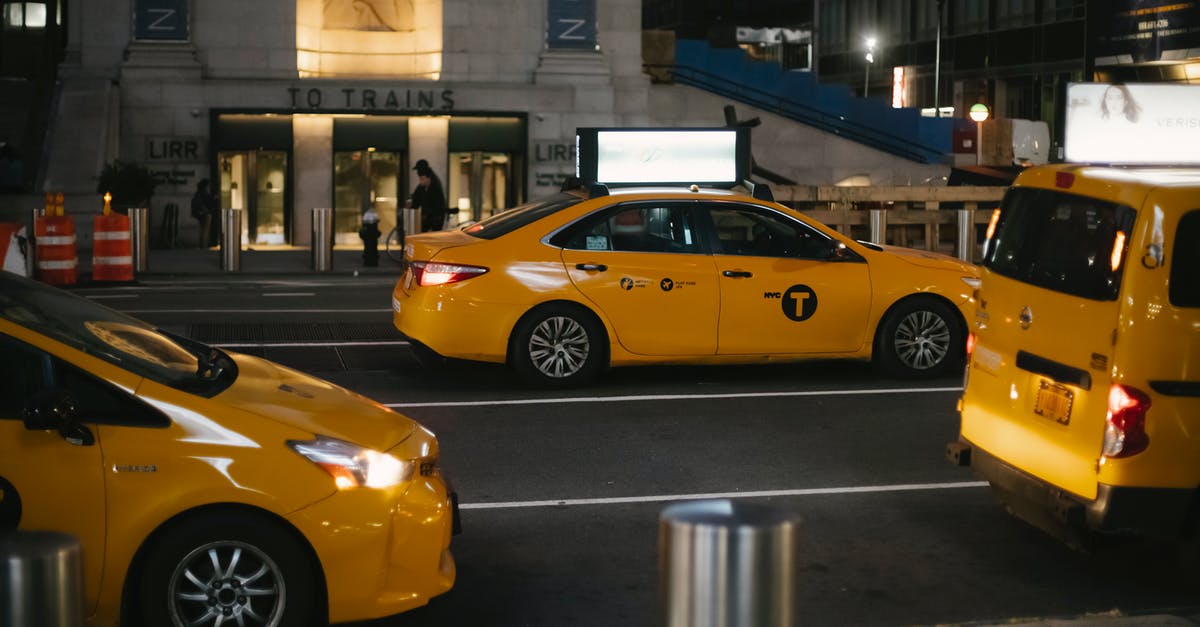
[
  {"left": 983, "top": 187, "right": 1136, "bottom": 301},
  {"left": 462, "top": 193, "right": 584, "bottom": 240}
]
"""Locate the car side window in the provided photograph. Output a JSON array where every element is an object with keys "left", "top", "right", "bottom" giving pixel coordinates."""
[
  {"left": 558, "top": 204, "right": 701, "bottom": 253},
  {"left": 705, "top": 204, "right": 833, "bottom": 259},
  {"left": 51, "top": 358, "right": 169, "bottom": 428},
  {"left": 0, "top": 334, "right": 50, "bottom": 421},
  {"left": 1170, "top": 210, "right": 1200, "bottom": 307}
]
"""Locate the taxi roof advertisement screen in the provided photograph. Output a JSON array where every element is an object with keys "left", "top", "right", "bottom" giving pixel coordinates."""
[
  {"left": 1065, "top": 83, "right": 1200, "bottom": 165},
  {"left": 575, "top": 128, "right": 750, "bottom": 186}
]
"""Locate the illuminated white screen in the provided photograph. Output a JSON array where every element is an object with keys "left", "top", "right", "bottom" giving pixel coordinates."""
[
  {"left": 1065, "top": 83, "right": 1200, "bottom": 165},
  {"left": 595, "top": 131, "right": 738, "bottom": 183}
]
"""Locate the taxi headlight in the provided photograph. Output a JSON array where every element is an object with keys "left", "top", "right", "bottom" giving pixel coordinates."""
[{"left": 288, "top": 435, "right": 415, "bottom": 490}]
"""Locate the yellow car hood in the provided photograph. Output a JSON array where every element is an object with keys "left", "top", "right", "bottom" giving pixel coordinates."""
[
  {"left": 877, "top": 244, "right": 976, "bottom": 273},
  {"left": 217, "top": 352, "right": 416, "bottom": 451}
]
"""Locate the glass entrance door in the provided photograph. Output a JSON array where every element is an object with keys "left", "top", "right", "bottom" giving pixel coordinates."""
[
  {"left": 333, "top": 150, "right": 402, "bottom": 246},
  {"left": 218, "top": 150, "right": 289, "bottom": 246},
  {"left": 448, "top": 151, "right": 520, "bottom": 224}
]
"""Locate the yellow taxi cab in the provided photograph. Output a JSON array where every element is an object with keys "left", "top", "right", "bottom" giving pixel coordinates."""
[
  {"left": 393, "top": 130, "right": 980, "bottom": 388},
  {"left": 949, "top": 163, "right": 1200, "bottom": 547},
  {"left": 0, "top": 271, "right": 457, "bottom": 626}
]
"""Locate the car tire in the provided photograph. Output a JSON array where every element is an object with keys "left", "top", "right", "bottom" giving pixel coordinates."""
[
  {"left": 510, "top": 304, "right": 606, "bottom": 387},
  {"left": 874, "top": 297, "right": 963, "bottom": 379},
  {"left": 137, "top": 510, "right": 321, "bottom": 627}
]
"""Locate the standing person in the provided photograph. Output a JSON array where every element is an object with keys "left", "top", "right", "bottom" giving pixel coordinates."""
[
  {"left": 410, "top": 159, "right": 447, "bottom": 232},
  {"left": 190, "top": 178, "right": 218, "bottom": 248}
]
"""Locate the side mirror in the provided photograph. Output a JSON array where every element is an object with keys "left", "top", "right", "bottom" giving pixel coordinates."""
[
  {"left": 828, "top": 242, "right": 850, "bottom": 261},
  {"left": 22, "top": 389, "right": 94, "bottom": 446}
]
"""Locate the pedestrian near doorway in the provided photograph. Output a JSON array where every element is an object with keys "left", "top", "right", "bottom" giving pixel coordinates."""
[
  {"left": 190, "top": 178, "right": 218, "bottom": 247},
  {"left": 410, "top": 159, "right": 448, "bottom": 232}
]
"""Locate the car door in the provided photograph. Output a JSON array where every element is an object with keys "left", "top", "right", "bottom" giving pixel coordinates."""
[
  {"left": 0, "top": 332, "right": 107, "bottom": 616},
  {"left": 702, "top": 202, "right": 873, "bottom": 355},
  {"left": 558, "top": 201, "right": 720, "bottom": 356}
]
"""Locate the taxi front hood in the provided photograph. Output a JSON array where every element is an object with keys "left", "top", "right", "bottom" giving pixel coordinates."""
[
  {"left": 877, "top": 244, "right": 976, "bottom": 273},
  {"left": 217, "top": 352, "right": 415, "bottom": 451},
  {"left": 405, "top": 229, "right": 481, "bottom": 261}
]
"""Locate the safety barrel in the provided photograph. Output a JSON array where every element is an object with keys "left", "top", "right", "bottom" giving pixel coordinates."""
[
  {"left": 92, "top": 213, "right": 133, "bottom": 281},
  {"left": 34, "top": 215, "right": 78, "bottom": 285}
]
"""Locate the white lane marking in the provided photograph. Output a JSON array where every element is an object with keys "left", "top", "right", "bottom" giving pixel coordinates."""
[
  {"left": 387, "top": 386, "right": 962, "bottom": 408},
  {"left": 123, "top": 308, "right": 392, "bottom": 314},
  {"left": 262, "top": 292, "right": 316, "bottom": 297},
  {"left": 86, "top": 294, "right": 139, "bottom": 300},
  {"left": 459, "top": 481, "right": 989, "bottom": 510},
  {"left": 218, "top": 340, "right": 409, "bottom": 348}
]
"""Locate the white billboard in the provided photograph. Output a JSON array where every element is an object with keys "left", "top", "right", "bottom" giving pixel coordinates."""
[{"left": 1065, "top": 83, "right": 1200, "bottom": 165}]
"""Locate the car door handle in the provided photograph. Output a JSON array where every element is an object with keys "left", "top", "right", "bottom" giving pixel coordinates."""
[
  {"left": 722, "top": 270, "right": 753, "bottom": 278},
  {"left": 575, "top": 263, "right": 608, "bottom": 272}
]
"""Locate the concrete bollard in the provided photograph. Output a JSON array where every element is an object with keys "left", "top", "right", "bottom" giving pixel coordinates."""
[
  {"left": 659, "top": 500, "right": 800, "bottom": 627},
  {"left": 0, "top": 530, "right": 86, "bottom": 627}
]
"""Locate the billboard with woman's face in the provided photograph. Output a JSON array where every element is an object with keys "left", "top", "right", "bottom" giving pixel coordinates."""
[{"left": 1065, "top": 83, "right": 1200, "bottom": 164}]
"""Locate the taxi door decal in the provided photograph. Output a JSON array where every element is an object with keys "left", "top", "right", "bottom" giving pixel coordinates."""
[
  {"left": 781, "top": 284, "right": 818, "bottom": 321},
  {"left": 0, "top": 475, "right": 20, "bottom": 529}
]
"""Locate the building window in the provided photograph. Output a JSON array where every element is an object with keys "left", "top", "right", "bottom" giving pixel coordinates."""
[
  {"left": 995, "top": 0, "right": 1035, "bottom": 29},
  {"left": 2, "top": 2, "right": 47, "bottom": 29},
  {"left": 952, "top": 0, "right": 988, "bottom": 34},
  {"left": 1042, "top": 0, "right": 1085, "bottom": 22},
  {"left": 819, "top": 0, "right": 847, "bottom": 51}
]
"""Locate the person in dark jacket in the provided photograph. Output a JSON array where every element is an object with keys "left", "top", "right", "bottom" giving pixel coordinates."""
[
  {"left": 190, "top": 178, "right": 218, "bottom": 247},
  {"left": 410, "top": 159, "right": 448, "bottom": 232}
]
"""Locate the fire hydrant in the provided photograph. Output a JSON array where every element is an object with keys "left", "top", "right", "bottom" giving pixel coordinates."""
[{"left": 359, "top": 208, "right": 380, "bottom": 267}]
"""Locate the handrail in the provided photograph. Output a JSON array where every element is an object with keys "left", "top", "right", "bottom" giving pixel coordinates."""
[{"left": 656, "top": 62, "right": 948, "bottom": 164}]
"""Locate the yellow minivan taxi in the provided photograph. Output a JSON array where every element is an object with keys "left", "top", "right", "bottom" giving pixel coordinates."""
[
  {"left": 392, "top": 184, "right": 981, "bottom": 386},
  {"left": 0, "top": 272, "right": 456, "bottom": 626},
  {"left": 950, "top": 164, "right": 1200, "bottom": 547}
]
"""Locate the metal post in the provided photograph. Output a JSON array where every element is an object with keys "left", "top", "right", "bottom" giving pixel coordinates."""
[
  {"left": 311, "top": 207, "right": 333, "bottom": 272},
  {"left": 659, "top": 500, "right": 799, "bottom": 627},
  {"left": 957, "top": 203, "right": 977, "bottom": 262},
  {"left": 28, "top": 207, "right": 43, "bottom": 277},
  {"left": 869, "top": 206, "right": 887, "bottom": 245},
  {"left": 128, "top": 207, "right": 149, "bottom": 272},
  {"left": 220, "top": 208, "right": 243, "bottom": 272},
  {"left": 404, "top": 204, "right": 420, "bottom": 237},
  {"left": 0, "top": 531, "right": 86, "bottom": 627}
]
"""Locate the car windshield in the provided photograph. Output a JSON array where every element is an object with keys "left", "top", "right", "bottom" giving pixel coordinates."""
[
  {"left": 983, "top": 187, "right": 1136, "bottom": 301},
  {"left": 0, "top": 272, "right": 236, "bottom": 396},
  {"left": 462, "top": 192, "right": 585, "bottom": 240}
]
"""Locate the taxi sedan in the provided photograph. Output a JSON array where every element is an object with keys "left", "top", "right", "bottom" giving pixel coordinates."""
[
  {"left": 393, "top": 184, "right": 980, "bottom": 387},
  {"left": 0, "top": 272, "right": 456, "bottom": 627}
]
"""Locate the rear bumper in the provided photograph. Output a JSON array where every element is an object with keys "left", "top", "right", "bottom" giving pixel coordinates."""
[{"left": 949, "top": 438, "right": 1194, "bottom": 539}]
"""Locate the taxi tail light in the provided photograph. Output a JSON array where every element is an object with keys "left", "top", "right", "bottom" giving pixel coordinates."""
[
  {"left": 410, "top": 261, "right": 488, "bottom": 287},
  {"left": 1102, "top": 384, "right": 1151, "bottom": 458},
  {"left": 966, "top": 332, "right": 976, "bottom": 357}
]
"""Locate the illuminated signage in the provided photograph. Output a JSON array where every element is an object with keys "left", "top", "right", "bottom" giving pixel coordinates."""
[
  {"left": 1065, "top": 83, "right": 1200, "bottom": 165},
  {"left": 892, "top": 67, "right": 905, "bottom": 109},
  {"left": 575, "top": 128, "right": 749, "bottom": 186}
]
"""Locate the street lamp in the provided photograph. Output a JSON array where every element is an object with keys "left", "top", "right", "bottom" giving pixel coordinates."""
[
  {"left": 864, "top": 36, "right": 876, "bottom": 98},
  {"left": 969, "top": 103, "right": 990, "bottom": 165}
]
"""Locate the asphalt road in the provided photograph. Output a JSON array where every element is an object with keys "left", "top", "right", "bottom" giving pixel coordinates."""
[{"left": 76, "top": 277, "right": 1200, "bottom": 626}]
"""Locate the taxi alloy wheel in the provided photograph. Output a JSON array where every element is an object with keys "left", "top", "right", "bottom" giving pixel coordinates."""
[
  {"left": 512, "top": 304, "right": 605, "bottom": 387},
  {"left": 876, "top": 297, "right": 962, "bottom": 379},
  {"left": 139, "top": 511, "right": 320, "bottom": 627}
]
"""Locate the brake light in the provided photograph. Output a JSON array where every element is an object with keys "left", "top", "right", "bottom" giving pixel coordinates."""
[
  {"left": 1102, "top": 384, "right": 1151, "bottom": 458},
  {"left": 410, "top": 261, "right": 488, "bottom": 286},
  {"left": 985, "top": 208, "right": 1001, "bottom": 240},
  {"left": 1110, "top": 230, "right": 1126, "bottom": 272}
]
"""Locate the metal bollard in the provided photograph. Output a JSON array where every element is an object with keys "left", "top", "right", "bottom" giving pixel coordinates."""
[
  {"left": 128, "top": 207, "right": 149, "bottom": 272},
  {"left": 220, "top": 208, "right": 243, "bottom": 272},
  {"left": 659, "top": 500, "right": 800, "bottom": 627},
  {"left": 868, "top": 207, "right": 887, "bottom": 245},
  {"left": 0, "top": 531, "right": 86, "bottom": 627},
  {"left": 28, "top": 207, "right": 43, "bottom": 277},
  {"left": 311, "top": 207, "right": 333, "bottom": 272},
  {"left": 404, "top": 206, "right": 420, "bottom": 236},
  {"left": 956, "top": 206, "right": 976, "bottom": 263}
]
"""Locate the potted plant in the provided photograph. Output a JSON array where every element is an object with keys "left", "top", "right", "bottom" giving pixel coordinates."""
[{"left": 96, "top": 160, "right": 156, "bottom": 213}]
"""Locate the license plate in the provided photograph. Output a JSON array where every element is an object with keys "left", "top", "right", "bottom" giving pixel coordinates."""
[{"left": 1034, "top": 380, "right": 1073, "bottom": 425}]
